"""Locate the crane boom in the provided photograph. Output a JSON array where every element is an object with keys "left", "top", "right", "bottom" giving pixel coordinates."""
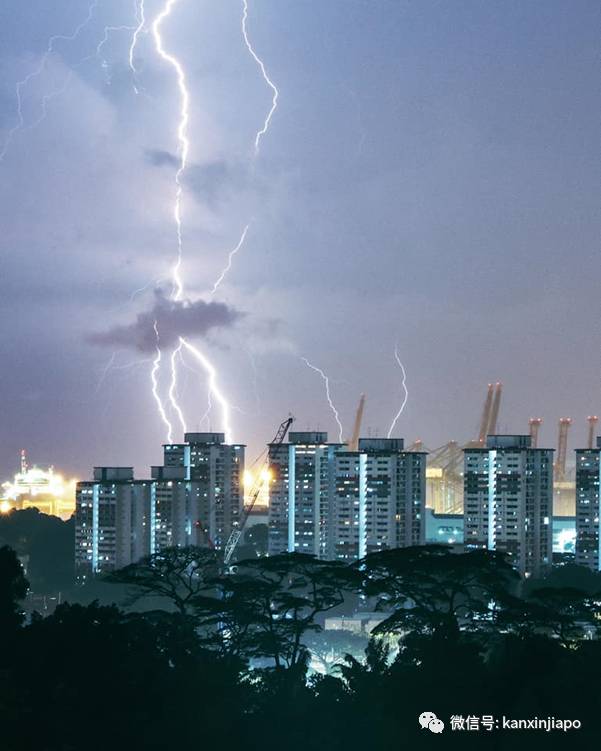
[
  {"left": 477, "top": 384, "right": 494, "bottom": 444},
  {"left": 347, "top": 394, "right": 366, "bottom": 452},
  {"left": 587, "top": 415, "right": 599, "bottom": 450},
  {"left": 487, "top": 382, "right": 502, "bottom": 435},
  {"left": 528, "top": 418, "right": 543, "bottom": 449},
  {"left": 223, "top": 416, "right": 294, "bottom": 565},
  {"left": 554, "top": 417, "right": 572, "bottom": 481}
]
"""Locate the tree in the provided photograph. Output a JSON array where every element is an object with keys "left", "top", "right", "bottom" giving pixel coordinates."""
[
  {"left": 360, "top": 545, "right": 518, "bottom": 640},
  {"left": 0, "top": 508, "right": 74, "bottom": 593},
  {"left": 500, "top": 587, "right": 601, "bottom": 646},
  {"left": 211, "top": 553, "right": 360, "bottom": 669},
  {"left": 0, "top": 545, "right": 29, "bottom": 636},
  {"left": 106, "top": 546, "right": 220, "bottom": 615}
]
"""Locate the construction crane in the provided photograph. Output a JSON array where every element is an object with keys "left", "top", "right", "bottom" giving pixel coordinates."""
[
  {"left": 587, "top": 415, "right": 599, "bottom": 450},
  {"left": 195, "top": 519, "right": 215, "bottom": 550},
  {"left": 488, "top": 383, "right": 502, "bottom": 435},
  {"left": 347, "top": 394, "right": 366, "bottom": 451},
  {"left": 223, "top": 416, "right": 294, "bottom": 565},
  {"left": 477, "top": 384, "right": 494, "bottom": 445},
  {"left": 467, "top": 382, "right": 502, "bottom": 448},
  {"left": 529, "top": 418, "right": 543, "bottom": 448},
  {"left": 554, "top": 417, "right": 572, "bottom": 482}
]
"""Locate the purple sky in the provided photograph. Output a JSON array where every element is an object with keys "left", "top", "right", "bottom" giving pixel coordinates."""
[{"left": 0, "top": 0, "right": 598, "bottom": 480}]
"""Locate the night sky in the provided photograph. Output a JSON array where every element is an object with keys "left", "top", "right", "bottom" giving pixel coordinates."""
[{"left": 0, "top": 0, "right": 598, "bottom": 480}]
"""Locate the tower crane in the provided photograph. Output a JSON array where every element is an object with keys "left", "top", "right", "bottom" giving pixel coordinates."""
[
  {"left": 587, "top": 415, "right": 598, "bottom": 450},
  {"left": 488, "top": 383, "right": 502, "bottom": 435},
  {"left": 554, "top": 417, "right": 572, "bottom": 482},
  {"left": 477, "top": 384, "right": 494, "bottom": 445},
  {"left": 529, "top": 417, "right": 543, "bottom": 448},
  {"left": 223, "top": 415, "right": 294, "bottom": 566},
  {"left": 347, "top": 394, "right": 366, "bottom": 451}
]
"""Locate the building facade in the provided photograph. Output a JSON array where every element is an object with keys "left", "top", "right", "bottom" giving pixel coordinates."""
[
  {"left": 575, "top": 437, "right": 601, "bottom": 571},
  {"left": 267, "top": 433, "right": 426, "bottom": 561},
  {"left": 268, "top": 432, "right": 341, "bottom": 556},
  {"left": 75, "top": 467, "right": 151, "bottom": 579},
  {"left": 464, "top": 435, "right": 553, "bottom": 578},
  {"left": 75, "top": 434, "right": 244, "bottom": 578}
]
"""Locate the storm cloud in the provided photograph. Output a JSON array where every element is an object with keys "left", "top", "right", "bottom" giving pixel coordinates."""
[{"left": 87, "top": 291, "right": 243, "bottom": 353}]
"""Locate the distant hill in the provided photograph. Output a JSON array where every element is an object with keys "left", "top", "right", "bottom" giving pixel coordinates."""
[{"left": 0, "top": 508, "right": 74, "bottom": 593}]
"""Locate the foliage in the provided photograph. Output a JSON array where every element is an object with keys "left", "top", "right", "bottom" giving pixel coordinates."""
[
  {"left": 0, "top": 545, "right": 29, "bottom": 638},
  {"left": 0, "top": 508, "right": 73, "bottom": 593},
  {"left": 2, "top": 544, "right": 601, "bottom": 749}
]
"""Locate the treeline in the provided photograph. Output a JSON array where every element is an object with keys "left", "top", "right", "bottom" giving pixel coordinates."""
[{"left": 1, "top": 544, "right": 600, "bottom": 750}]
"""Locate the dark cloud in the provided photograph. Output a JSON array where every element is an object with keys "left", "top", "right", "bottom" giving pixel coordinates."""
[
  {"left": 145, "top": 151, "right": 249, "bottom": 205},
  {"left": 87, "top": 290, "right": 243, "bottom": 353},
  {"left": 185, "top": 160, "right": 248, "bottom": 204},
  {"left": 145, "top": 149, "right": 180, "bottom": 168}
]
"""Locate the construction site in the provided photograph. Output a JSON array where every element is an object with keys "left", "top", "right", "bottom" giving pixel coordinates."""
[{"left": 409, "top": 383, "right": 598, "bottom": 518}]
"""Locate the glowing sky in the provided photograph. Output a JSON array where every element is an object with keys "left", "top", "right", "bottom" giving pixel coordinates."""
[{"left": 0, "top": 0, "right": 598, "bottom": 478}]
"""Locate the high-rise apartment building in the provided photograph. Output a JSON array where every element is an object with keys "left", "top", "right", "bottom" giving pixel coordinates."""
[
  {"left": 328, "top": 439, "right": 426, "bottom": 561},
  {"left": 464, "top": 435, "right": 553, "bottom": 578},
  {"left": 267, "top": 433, "right": 426, "bottom": 561},
  {"left": 75, "top": 434, "right": 244, "bottom": 577},
  {"left": 268, "top": 432, "right": 342, "bottom": 556},
  {"left": 75, "top": 467, "right": 151, "bottom": 578},
  {"left": 184, "top": 433, "right": 245, "bottom": 551},
  {"left": 575, "top": 437, "right": 601, "bottom": 571}
]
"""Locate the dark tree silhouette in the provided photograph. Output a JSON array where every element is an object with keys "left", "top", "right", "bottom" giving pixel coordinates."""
[
  {"left": 361, "top": 545, "right": 518, "bottom": 640},
  {"left": 105, "top": 545, "right": 220, "bottom": 614},
  {"left": 0, "top": 545, "right": 29, "bottom": 636}
]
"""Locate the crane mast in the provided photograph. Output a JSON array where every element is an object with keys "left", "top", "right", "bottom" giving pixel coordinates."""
[
  {"left": 529, "top": 417, "right": 543, "bottom": 448},
  {"left": 477, "top": 384, "right": 494, "bottom": 445},
  {"left": 347, "top": 394, "right": 366, "bottom": 452},
  {"left": 488, "top": 382, "right": 502, "bottom": 435},
  {"left": 554, "top": 417, "right": 572, "bottom": 482},
  {"left": 587, "top": 415, "right": 598, "bottom": 450},
  {"left": 223, "top": 416, "right": 294, "bottom": 565}
]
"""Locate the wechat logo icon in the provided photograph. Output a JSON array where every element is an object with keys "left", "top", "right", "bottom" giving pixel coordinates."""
[{"left": 419, "top": 712, "right": 445, "bottom": 734}]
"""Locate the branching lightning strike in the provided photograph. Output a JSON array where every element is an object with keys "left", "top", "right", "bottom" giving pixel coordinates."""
[
  {"left": 210, "top": 224, "right": 250, "bottom": 297},
  {"left": 151, "top": 0, "right": 189, "bottom": 303},
  {"left": 168, "top": 341, "right": 187, "bottom": 435},
  {"left": 129, "top": 0, "right": 147, "bottom": 91},
  {"left": 151, "top": 322, "right": 174, "bottom": 443},
  {"left": 0, "top": 0, "right": 99, "bottom": 162},
  {"left": 301, "top": 357, "right": 344, "bottom": 443},
  {"left": 96, "top": 23, "right": 138, "bottom": 72},
  {"left": 181, "top": 338, "right": 233, "bottom": 444},
  {"left": 241, "top": 0, "right": 279, "bottom": 155},
  {"left": 148, "top": 0, "right": 234, "bottom": 444},
  {"left": 387, "top": 346, "right": 409, "bottom": 438}
]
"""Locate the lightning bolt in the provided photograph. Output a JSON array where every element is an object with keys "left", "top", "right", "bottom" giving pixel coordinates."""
[
  {"left": 241, "top": 0, "right": 279, "bottom": 155},
  {"left": 95, "top": 23, "right": 138, "bottom": 74},
  {"left": 96, "top": 352, "right": 118, "bottom": 393},
  {"left": 387, "top": 346, "right": 409, "bottom": 438},
  {"left": 24, "top": 72, "right": 74, "bottom": 132},
  {"left": 147, "top": 0, "right": 235, "bottom": 444},
  {"left": 168, "top": 341, "right": 187, "bottom": 437},
  {"left": 301, "top": 357, "right": 344, "bottom": 442},
  {"left": 210, "top": 224, "right": 250, "bottom": 297},
  {"left": 200, "top": 388, "right": 212, "bottom": 430},
  {"left": 181, "top": 338, "right": 233, "bottom": 444},
  {"left": 151, "top": 0, "right": 189, "bottom": 302},
  {"left": 151, "top": 321, "right": 174, "bottom": 443},
  {"left": 129, "top": 0, "right": 147, "bottom": 92},
  {"left": 0, "top": 0, "right": 99, "bottom": 162}
]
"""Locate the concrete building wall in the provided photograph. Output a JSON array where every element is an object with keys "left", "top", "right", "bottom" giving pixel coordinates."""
[
  {"left": 464, "top": 435, "right": 553, "bottom": 578},
  {"left": 575, "top": 438, "right": 601, "bottom": 571}
]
